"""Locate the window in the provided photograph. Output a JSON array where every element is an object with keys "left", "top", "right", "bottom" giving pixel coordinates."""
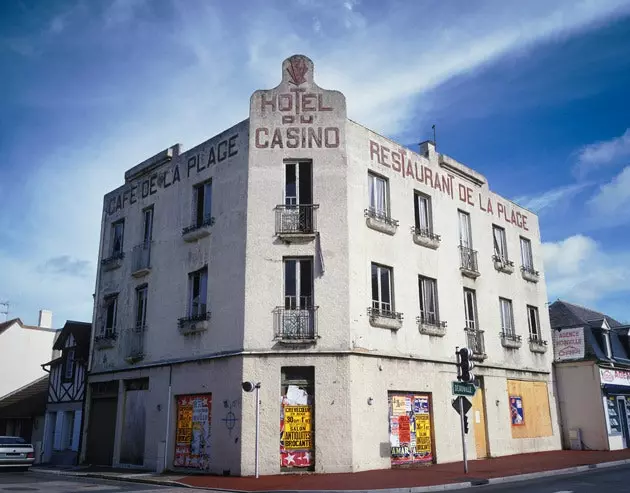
[
  {"left": 63, "top": 348, "right": 75, "bottom": 381},
  {"left": 458, "top": 210, "right": 472, "bottom": 248},
  {"left": 527, "top": 305, "right": 540, "bottom": 340},
  {"left": 285, "top": 161, "right": 312, "bottom": 206},
  {"left": 493, "top": 225, "right": 508, "bottom": 261},
  {"left": 188, "top": 267, "right": 208, "bottom": 318},
  {"left": 463, "top": 288, "right": 478, "bottom": 331},
  {"left": 284, "top": 258, "right": 313, "bottom": 309},
  {"left": 194, "top": 181, "right": 212, "bottom": 228},
  {"left": 520, "top": 237, "right": 534, "bottom": 270},
  {"left": 604, "top": 330, "right": 613, "bottom": 359},
  {"left": 368, "top": 173, "right": 389, "bottom": 217},
  {"left": 142, "top": 207, "right": 153, "bottom": 245},
  {"left": 418, "top": 276, "right": 439, "bottom": 325},
  {"left": 103, "top": 294, "right": 118, "bottom": 335},
  {"left": 414, "top": 192, "right": 433, "bottom": 235},
  {"left": 371, "top": 263, "right": 393, "bottom": 313},
  {"left": 111, "top": 220, "right": 124, "bottom": 256},
  {"left": 135, "top": 285, "right": 148, "bottom": 328},
  {"left": 499, "top": 298, "right": 515, "bottom": 335}
]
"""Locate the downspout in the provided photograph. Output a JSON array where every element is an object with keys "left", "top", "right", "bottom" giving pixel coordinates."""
[{"left": 163, "top": 365, "right": 173, "bottom": 472}]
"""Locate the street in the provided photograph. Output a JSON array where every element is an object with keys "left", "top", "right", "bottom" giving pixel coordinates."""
[{"left": 0, "top": 470, "right": 201, "bottom": 493}]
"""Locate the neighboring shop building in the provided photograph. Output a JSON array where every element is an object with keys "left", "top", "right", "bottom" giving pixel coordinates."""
[
  {"left": 83, "top": 54, "right": 560, "bottom": 476},
  {"left": 550, "top": 300, "right": 630, "bottom": 451}
]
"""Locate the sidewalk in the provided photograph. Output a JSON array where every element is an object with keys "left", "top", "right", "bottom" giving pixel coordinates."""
[{"left": 32, "top": 449, "right": 630, "bottom": 492}]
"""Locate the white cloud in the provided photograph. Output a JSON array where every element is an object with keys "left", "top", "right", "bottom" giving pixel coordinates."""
[
  {"left": 574, "top": 128, "right": 630, "bottom": 177},
  {"left": 588, "top": 166, "right": 630, "bottom": 221},
  {"left": 542, "top": 235, "right": 630, "bottom": 304},
  {"left": 514, "top": 182, "right": 592, "bottom": 214},
  {"left": 2, "top": 0, "right": 630, "bottom": 325}
]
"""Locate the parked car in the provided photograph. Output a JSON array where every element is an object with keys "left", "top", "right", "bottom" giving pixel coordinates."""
[{"left": 0, "top": 436, "right": 35, "bottom": 470}]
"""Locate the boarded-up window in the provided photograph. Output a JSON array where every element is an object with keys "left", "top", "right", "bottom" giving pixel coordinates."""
[
  {"left": 388, "top": 392, "right": 434, "bottom": 465},
  {"left": 280, "top": 367, "right": 314, "bottom": 471},
  {"left": 506, "top": 380, "right": 552, "bottom": 438}
]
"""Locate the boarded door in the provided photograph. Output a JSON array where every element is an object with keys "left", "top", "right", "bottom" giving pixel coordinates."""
[
  {"left": 119, "top": 379, "right": 148, "bottom": 465},
  {"left": 281, "top": 366, "right": 314, "bottom": 471},
  {"left": 86, "top": 397, "right": 117, "bottom": 465},
  {"left": 388, "top": 392, "right": 435, "bottom": 465},
  {"left": 471, "top": 385, "right": 489, "bottom": 458},
  {"left": 507, "top": 379, "right": 552, "bottom": 438}
]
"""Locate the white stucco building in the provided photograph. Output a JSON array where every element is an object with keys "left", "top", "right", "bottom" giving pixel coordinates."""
[{"left": 83, "top": 55, "right": 560, "bottom": 475}]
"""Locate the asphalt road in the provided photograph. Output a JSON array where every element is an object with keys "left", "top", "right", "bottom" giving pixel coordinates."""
[
  {"left": 469, "top": 464, "right": 630, "bottom": 493},
  {"left": 0, "top": 470, "right": 196, "bottom": 493}
]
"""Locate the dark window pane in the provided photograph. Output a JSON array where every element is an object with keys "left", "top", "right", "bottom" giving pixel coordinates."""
[
  {"left": 204, "top": 183, "right": 212, "bottom": 219},
  {"left": 285, "top": 260, "right": 296, "bottom": 298},
  {"left": 371, "top": 264, "right": 379, "bottom": 302},
  {"left": 286, "top": 164, "right": 296, "bottom": 204},
  {"left": 380, "top": 267, "right": 391, "bottom": 305},
  {"left": 299, "top": 162, "right": 312, "bottom": 205},
  {"left": 300, "top": 259, "right": 313, "bottom": 302},
  {"left": 196, "top": 186, "right": 205, "bottom": 226}
]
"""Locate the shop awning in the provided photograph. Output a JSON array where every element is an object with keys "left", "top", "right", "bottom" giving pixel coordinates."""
[{"left": 602, "top": 384, "right": 630, "bottom": 395}]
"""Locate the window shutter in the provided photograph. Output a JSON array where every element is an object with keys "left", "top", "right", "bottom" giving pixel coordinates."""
[{"left": 71, "top": 411, "right": 82, "bottom": 451}]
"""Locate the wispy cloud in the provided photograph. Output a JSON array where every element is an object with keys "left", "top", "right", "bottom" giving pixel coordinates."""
[
  {"left": 39, "top": 255, "right": 90, "bottom": 278},
  {"left": 587, "top": 165, "right": 630, "bottom": 223},
  {"left": 514, "top": 182, "right": 592, "bottom": 214},
  {"left": 574, "top": 128, "right": 630, "bottom": 177}
]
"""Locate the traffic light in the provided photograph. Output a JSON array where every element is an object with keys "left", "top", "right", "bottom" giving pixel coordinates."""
[
  {"left": 463, "top": 414, "right": 469, "bottom": 434},
  {"left": 457, "top": 347, "right": 475, "bottom": 383}
]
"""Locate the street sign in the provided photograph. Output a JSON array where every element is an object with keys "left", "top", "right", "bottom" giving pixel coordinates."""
[
  {"left": 452, "top": 396, "right": 472, "bottom": 416},
  {"left": 452, "top": 381, "right": 476, "bottom": 397}
]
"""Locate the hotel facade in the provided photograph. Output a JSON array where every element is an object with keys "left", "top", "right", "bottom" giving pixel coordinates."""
[{"left": 82, "top": 55, "right": 560, "bottom": 475}]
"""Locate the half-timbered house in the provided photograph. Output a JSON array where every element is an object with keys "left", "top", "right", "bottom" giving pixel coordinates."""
[{"left": 42, "top": 320, "right": 91, "bottom": 465}]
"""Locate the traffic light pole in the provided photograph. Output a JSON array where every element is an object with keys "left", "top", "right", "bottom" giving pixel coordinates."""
[{"left": 459, "top": 396, "right": 468, "bottom": 473}]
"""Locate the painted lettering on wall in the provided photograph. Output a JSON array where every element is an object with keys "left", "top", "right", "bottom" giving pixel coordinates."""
[
  {"left": 255, "top": 89, "right": 340, "bottom": 149},
  {"left": 105, "top": 134, "right": 238, "bottom": 215},
  {"left": 369, "top": 140, "right": 529, "bottom": 231}
]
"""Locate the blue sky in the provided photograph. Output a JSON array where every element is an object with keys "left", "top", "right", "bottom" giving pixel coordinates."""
[{"left": 1, "top": 0, "right": 630, "bottom": 326}]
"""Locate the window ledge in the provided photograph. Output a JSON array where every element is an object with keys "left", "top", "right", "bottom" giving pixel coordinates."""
[
  {"left": 493, "top": 258, "right": 515, "bottom": 274},
  {"left": 521, "top": 267, "right": 540, "bottom": 283},
  {"left": 101, "top": 256, "right": 124, "bottom": 272},
  {"left": 131, "top": 267, "right": 151, "bottom": 278},
  {"left": 417, "top": 320, "right": 447, "bottom": 337},
  {"left": 471, "top": 352, "right": 487, "bottom": 362},
  {"left": 276, "top": 231, "right": 317, "bottom": 243},
  {"left": 365, "top": 216, "right": 398, "bottom": 235},
  {"left": 412, "top": 232, "right": 441, "bottom": 250},
  {"left": 460, "top": 267, "right": 481, "bottom": 279},
  {"left": 182, "top": 225, "right": 212, "bottom": 243},
  {"left": 529, "top": 340, "right": 548, "bottom": 353},
  {"left": 276, "top": 336, "right": 318, "bottom": 345},
  {"left": 178, "top": 319, "right": 209, "bottom": 335},
  {"left": 94, "top": 335, "right": 117, "bottom": 350},
  {"left": 501, "top": 335, "right": 522, "bottom": 349},
  {"left": 125, "top": 353, "right": 145, "bottom": 364}
]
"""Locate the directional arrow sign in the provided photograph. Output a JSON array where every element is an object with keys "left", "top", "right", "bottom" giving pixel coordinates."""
[
  {"left": 452, "top": 396, "right": 472, "bottom": 416},
  {"left": 452, "top": 381, "right": 476, "bottom": 397}
]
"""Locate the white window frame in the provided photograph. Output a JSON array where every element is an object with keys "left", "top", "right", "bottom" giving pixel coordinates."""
[
  {"left": 188, "top": 267, "right": 208, "bottom": 318},
  {"left": 463, "top": 288, "right": 478, "bottom": 331},
  {"left": 493, "top": 225, "right": 508, "bottom": 261},
  {"left": 368, "top": 173, "right": 389, "bottom": 217},
  {"left": 371, "top": 263, "right": 393, "bottom": 313},
  {"left": 527, "top": 305, "right": 540, "bottom": 339},
  {"left": 284, "top": 161, "right": 312, "bottom": 206},
  {"left": 135, "top": 285, "right": 148, "bottom": 328},
  {"left": 500, "top": 297, "right": 515, "bottom": 336},
  {"left": 520, "top": 237, "right": 534, "bottom": 270},
  {"left": 103, "top": 295, "right": 118, "bottom": 335},
  {"left": 604, "top": 329, "right": 613, "bottom": 359},
  {"left": 418, "top": 276, "right": 439, "bottom": 325},
  {"left": 458, "top": 210, "right": 472, "bottom": 249},
  {"left": 414, "top": 192, "right": 433, "bottom": 235},
  {"left": 64, "top": 348, "right": 75, "bottom": 380},
  {"left": 283, "top": 257, "right": 314, "bottom": 309}
]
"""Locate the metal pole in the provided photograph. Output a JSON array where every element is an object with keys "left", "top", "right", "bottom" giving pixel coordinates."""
[
  {"left": 459, "top": 397, "right": 468, "bottom": 474},
  {"left": 255, "top": 385, "right": 260, "bottom": 479}
]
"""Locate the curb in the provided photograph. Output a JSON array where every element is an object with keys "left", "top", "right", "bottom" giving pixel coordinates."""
[{"left": 30, "top": 458, "right": 630, "bottom": 492}]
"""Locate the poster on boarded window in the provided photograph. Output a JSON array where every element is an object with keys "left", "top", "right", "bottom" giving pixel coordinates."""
[
  {"left": 174, "top": 394, "right": 212, "bottom": 470},
  {"left": 510, "top": 396, "right": 524, "bottom": 426},
  {"left": 388, "top": 393, "right": 433, "bottom": 465},
  {"left": 280, "top": 385, "right": 314, "bottom": 468}
]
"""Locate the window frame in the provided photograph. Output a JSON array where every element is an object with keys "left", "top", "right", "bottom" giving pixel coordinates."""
[
  {"left": 458, "top": 210, "right": 473, "bottom": 249},
  {"left": 188, "top": 266, "right": 208, "bottom": 318},
  {"left": 527, "top": 305, "right": 540, "bottom": 339},
  {"left": 103, "top": 294, "right": 118, "bottom": 335},
  {"left": 368, "top": 172, "right": 390, "bottom": 218},
  {"left": 414, "top": 192, "right": 433, "bottom": 235},
  {"left": 371, "top": 262, "right": 394, "bottom": 313},
  {"left": 492, "top": 225, "right": 508, "bottom": 261},
  {"left": 283, "top": 257, "right": 314, "bottom": 310},
  {"left": 111, "top": 220, "right": 125, "bottom": 257},
  {"left": 499, "top": 297, "right": 515, "bottom": 336},
  {"left": 284, "top": 161, "right": 313, "bottom": 206},
  {"left": 142, "top": 206, "right": 154, "bottom": 245},
  {"left": 135, "top": 285, "right": 148, "bottom": 329},
  {"left": 520, "top": 236, "right": 534, "bottom": 270},
  {"left": 463, "top": 288, "right": 478, "bottom": 331},
  {"left": 418, "top": 275, "right": 439, "bottom": 325},
  {"left": 193, "top": 180, "right": 213, "bottom": 228},
  {"left": 62, "top": 348, "right": 75, "bottom": 382}
]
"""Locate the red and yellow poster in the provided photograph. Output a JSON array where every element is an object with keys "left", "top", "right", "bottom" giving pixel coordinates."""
[
  {"left": 388, "top": 393, "right": 433, "bottom": 465},
  {"left": 174, "top": 394, "right": 212, "bottom": 470},
  {"left": 280, "top": 384, "right": 314, "bottom": 469}
]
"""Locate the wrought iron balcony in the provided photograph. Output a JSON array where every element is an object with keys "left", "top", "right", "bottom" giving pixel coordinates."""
[
  {"left": 411, "top": 226, "right": 441, "bottom": 249},
  {"left": 101, "top": 251, "right": 124, "bottom": 271},
  {"left": 182, "top": 215, "right": 215, "bottom": 242},
  {"left": 500, "top": 331, "right": 522, "bottom": 349},
  {"left": 368, "top": 306, "right": 403, "bottom": 330},
  {"left": 521, "top": 265, "right": 540, "bottom": 283},
  {"left": 364, "top": 208, "right": 399, "bottom": 235},
  {"left": 274, "top": 305, "right": 318, "bottom": 343},
  {"left": 464, "top": 327, "right": 486, "bottom": 360},
  {"left": 528, "top": 334, "right": 548, "bottom": 353},
  {"left": 126, "top": 325, "right": 146, "bottom": 363},
  {"left": 492, "top": 255, "right": 515, "bottom": 274},
  {"left": 274, "top": 204, "right": 319, "bottom": 240},
  {"left": 416, "top": 314, "right": 447, "bottom": 337},
  {"left": 459, "top": 246, "right": 480, "bottom": 279},
  {"left": 94, "top": 328, "right": 117, "bottom": 349},
  {"left": 178, "top": 310, "right": 211, "bottom": 335},
  {"left": 131, "top": 242, "right": 152, "bottom": 278}
]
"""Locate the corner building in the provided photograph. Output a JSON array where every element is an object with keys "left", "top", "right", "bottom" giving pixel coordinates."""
[{"left": 84, "top": 55, "right": 560, "bottom": 475}]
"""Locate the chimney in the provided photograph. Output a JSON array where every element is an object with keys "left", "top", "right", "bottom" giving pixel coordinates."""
[
  {"left": 38, "top": 309, "right": 53, "bottom": 329},
  {"left": 419, "top": 140, "right": 436, "bottom": 160}
]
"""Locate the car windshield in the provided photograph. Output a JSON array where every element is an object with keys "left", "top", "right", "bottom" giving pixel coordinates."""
[{"left": 0, "top": 437, "right": 27, "bottom": 445}]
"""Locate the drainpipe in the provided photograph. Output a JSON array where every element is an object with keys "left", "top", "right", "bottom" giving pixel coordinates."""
[{"left": 163, "top": 365, "right": 173, "bottom": 472}]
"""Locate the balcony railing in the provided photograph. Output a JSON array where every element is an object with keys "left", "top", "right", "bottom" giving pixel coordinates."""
[
  {"left": 178, "top": 311, "right": 211, "bottom": 328},
  {"left": 465, "top": 327, "right": 486, "bottom": 359},
  {"left": 131, "top": 242, "right": 151, "bottom": 276},
  {"left": 274, "top": 304, "right": 318, "bottom": 342},
  {"left": 521, "top": 265, "right": 540, "bottom": 283},
  {"left": 500, "top": 330, "right": 522, "bottom": 349},
  {"left": 528, "top": 333, "right": 548, "bottom": 353},
  {"left": 418, "top": 313, "right": 446, "bottom": 327},
  {"left": 459, "top": 246, "right": 480, "bottom": 277},
  {"left": 95, "top": 328, "right": 117, "bottom": 349},
  {"left": 364, "top": 208, "right": 399, "bottom": 227},
  {"left": 182, "top": 215, "right": 215, "bottom": 236},
  {"left": 417, "top": 314, "right": 447, "bottom": 337},
  {"left": 126, "top": 325, "right": 146, "bottom": 362},
  {"left": 101, "top": 251, "right": 124, "bottom": 269},
  {"left": 275, "top": 204, "right": 318, "bottom": 236},
  {"left": 412, "top": 227, "right": 441, "bottom": 242},
  {"left": 492, "top": 255, "right": 515, "bottom": 274}
]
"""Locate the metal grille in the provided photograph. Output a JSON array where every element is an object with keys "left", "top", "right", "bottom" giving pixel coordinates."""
[
  {"left": 275, "top": 306, "right": 318, "bottom": 340},
  {"left": 132, "top": 242, "right": 151, "bottom": 272},
  {"left": 521, "top": 265, "right": 539, "bottom": 277},
  {"left": 459, "top": 245, "right": 479, "bottom": 273},
  {"left": 465, "top": 328, "right": 485, "bottom": 356},
  {"left": 95, "top": 328, "right": 117, "bottom": 342},
  {"left": 367, "top": 306, "right": 403, "bottom": 320},
  {"left": 182, "top": 215, "right": 215, "bottom": 235},
  {"left": 178, "top": 311, "right": 211, "bottom": 328},
  {"left": 411, "top": 226, "right": 441, "bottom": 242},
  {"left": 275, "top": 205, "right": 318, "bottom": 234},
  {"left": 364, "top": 208, "right": 399, "bottom": 227},
  {"left": 492, "top": 254, "right": 514, "bottom": 268},
  {"left": 417, "top": 314, "right": 446, "bottom": 327},
  {"left": 500, "top": 331, "right": 522, "bottom": 343},
  {"left": 101, "top": 251, "right": 124, "bottom": 266}
]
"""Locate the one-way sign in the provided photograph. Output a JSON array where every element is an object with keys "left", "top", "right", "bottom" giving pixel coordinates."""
[{"left": 452, "top": 396, "right": 472, "bottom": 416}]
